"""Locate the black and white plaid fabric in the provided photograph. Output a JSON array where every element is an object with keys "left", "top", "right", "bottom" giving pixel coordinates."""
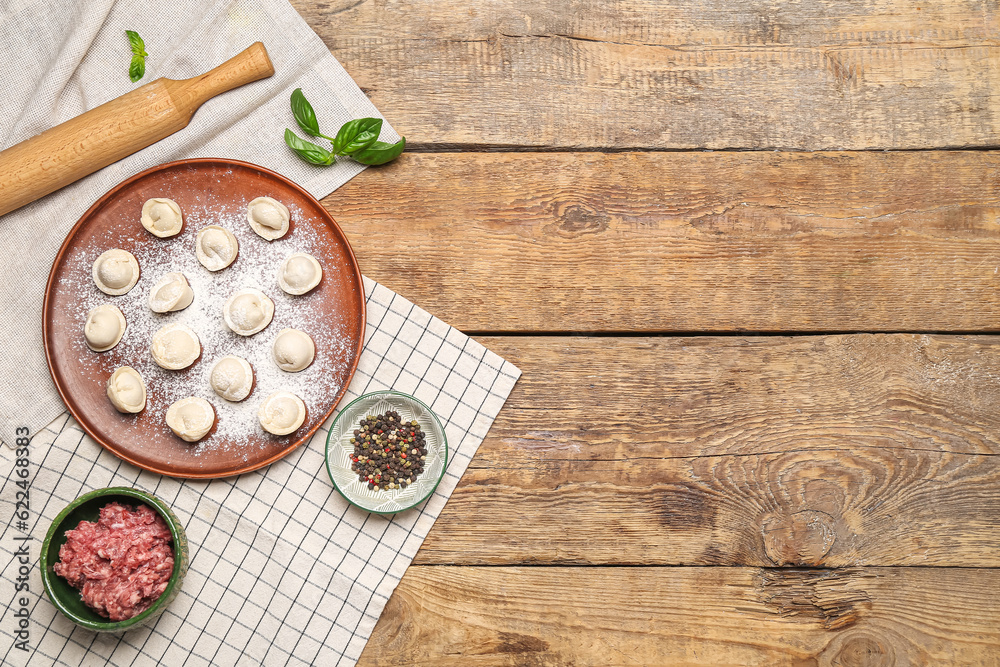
[{"left": 0, "top": 278, "right": 521, "bottom": 666}]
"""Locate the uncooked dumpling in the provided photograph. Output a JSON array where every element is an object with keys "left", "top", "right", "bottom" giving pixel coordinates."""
[
  {"left": 195, "top": 225, "right": 239, "bottom": 271},
  {"left": 106, "top": 366, "right": 146, "bottom": 413},
  {"left": 84, "top": 304, "right": 126, "bottom": 352},
  {"left": 150, "top": 323, "right": 201, "bottom": 369},
  {"left": 223, "top": 288, "right": 274, "bottom": 336},
  {"left": 92, "top": 249, "right": 140, "bottom": 296},
  {"left": 141, "top": 198, "right": 183, "bottom": 238},
  {"left": 209, "top": 355, "right": 254, "bottom": 402},
  {"left": 272, "top": 329, "right": 315, "bottom": 372},
  {"left": 246, "top": 197, "right": 290, "bottom": 240},
  {"left": 277, "top": 252, "right": 322, "bottom": 295},
  {"left": 148, "top": 272, "right": 194, "bottom": 313},
  {"left": 258, "top": 391, "right": 306, "bottom": 435},
  {"left": 166, "top": 397, "right": 215, "bottom": 442}
]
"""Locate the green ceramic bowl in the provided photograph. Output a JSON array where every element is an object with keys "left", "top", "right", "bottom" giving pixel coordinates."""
[
  {"left": 326, "top": 391, "right": 448, "bottom": 514},
  {"left": 40, "top": 487, "right": 189, "bottom": 632}
]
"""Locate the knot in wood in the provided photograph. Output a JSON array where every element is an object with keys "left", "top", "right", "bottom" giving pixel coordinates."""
[
  {"left": 761, "top": 509, "right": 836, "bottom": 566},
  {"left": 830, "top": 631, "right": 895, "bottom": 667},
  {"left": 550, "top": 202, "right": 609, "bottom": 237}
]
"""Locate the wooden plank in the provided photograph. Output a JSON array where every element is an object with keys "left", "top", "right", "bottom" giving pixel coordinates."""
[
  {"left": 293, "top": 0, "right": 1000, "bottom": 149},
  {"left": 471, "top": 335, "right": 1000, "bottom": 461},
  {"left": 326, "top": 151, "right": 1000, "bottom": 332},
  {"left": 419, "top": 451, "right": 1000, "bottom": 567},
  {"left": 360, "top": 566, "right": 1000, "bottom": 665},
  {"left": 409, "top": 335, "right": 1000, "bottom": 566}
]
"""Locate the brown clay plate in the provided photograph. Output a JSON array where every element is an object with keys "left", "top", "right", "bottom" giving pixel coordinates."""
[{"left": 43, "top": 159, "right": 366, "bottom": 478}]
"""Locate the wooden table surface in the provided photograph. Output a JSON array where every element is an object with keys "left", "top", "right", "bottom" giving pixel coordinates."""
[{"left": 293, "top": 2, "right": 1000, "bottom": 664}]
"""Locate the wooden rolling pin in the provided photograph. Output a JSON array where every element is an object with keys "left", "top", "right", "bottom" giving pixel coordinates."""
[{"left": 0, "top": 42, "right": 274, "bottom": 217}]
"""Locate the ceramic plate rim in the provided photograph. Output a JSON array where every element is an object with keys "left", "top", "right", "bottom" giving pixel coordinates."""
[{"left": 42, "top": 158, "right": 366, "bottom": 479}]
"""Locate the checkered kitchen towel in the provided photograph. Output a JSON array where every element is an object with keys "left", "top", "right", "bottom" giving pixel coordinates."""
[
  {"left": 0, "top": 1, "right": 521, "bottom": 664},
  {"left": 1, "top": 279, "right": 520, "bottom": 665}
]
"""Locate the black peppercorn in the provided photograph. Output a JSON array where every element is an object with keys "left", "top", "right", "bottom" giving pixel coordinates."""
[{"left": 350, "top": 410, "right": 429, "bottom": 491}]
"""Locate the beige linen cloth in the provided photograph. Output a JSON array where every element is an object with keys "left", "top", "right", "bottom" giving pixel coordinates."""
[
  {"left": 0, "top": 0, "right": 395, "bottom": 447},
  {"left": 0, "top": 1, "right": 522, "bottom": 665}
]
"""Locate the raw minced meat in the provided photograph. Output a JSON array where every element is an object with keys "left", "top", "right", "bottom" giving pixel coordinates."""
[{"left": 53, "top": 501, "right": 174, "bottom": 621}]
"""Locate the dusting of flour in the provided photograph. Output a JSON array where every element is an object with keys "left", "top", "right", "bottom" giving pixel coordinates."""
[{"left": 58, "top": 187, "right": 357, "bottom": 464}]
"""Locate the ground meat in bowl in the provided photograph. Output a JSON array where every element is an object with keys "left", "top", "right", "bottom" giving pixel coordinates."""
[{"left": 53, "top": 501, "right": 175, "bottom": 621}]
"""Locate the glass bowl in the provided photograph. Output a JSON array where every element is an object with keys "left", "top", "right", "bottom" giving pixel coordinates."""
[{"left": 325, "top": 391, "right": 448, "bottom": 514}]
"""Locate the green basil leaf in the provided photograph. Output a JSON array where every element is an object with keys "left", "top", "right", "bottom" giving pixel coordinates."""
[
  {"left": 126, "top": 30, "right": 147, "bottom": 57},
  {"left": 290, "top": 88, "right": 321, "bottom": 137},
  {"left": 350, "top": 137, "right": 406, "bottom": 166},
  {"left": 129, "top": 55, "right": 146, "bottom": 83},
  {"left": 284, "top": 128, "right": 335, "bottom": 165},
  {"left": 332, "top": 118, "right": 382, "bottom": 155}
]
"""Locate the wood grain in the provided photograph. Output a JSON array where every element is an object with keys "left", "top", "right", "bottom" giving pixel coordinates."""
[
  {"left": 403, "top": 335, "right": 1000, "bottom": 567},
  {"left": 420, "top": 448, "right": 1000, "bottom": 567},
  {"left": 472, "top": 335, "right": 1000, "bottom": 462},
  {"left": 289, "top": 4, "right": 1000, "bottom": 662},
  {"left": 359, "top": 566, "right": 1000, "bottom": 666},
  {"left": 293, "top": 0, "right": 999, "bottom": 149},
  {"left": 326, "top": 150, "right": 1000, "bottom": 333}
]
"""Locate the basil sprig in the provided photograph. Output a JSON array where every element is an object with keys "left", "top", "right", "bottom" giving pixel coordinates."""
[
  {"left": 126, "top": 30, "right": 148, "bottom": 83},
  {"left": 284, "top": 88, "right": 405, "bottom": 167}
]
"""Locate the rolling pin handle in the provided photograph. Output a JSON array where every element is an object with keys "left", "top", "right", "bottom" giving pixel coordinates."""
[{"left": 170, "top": 42, "right": 275, "bottom": 111}]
